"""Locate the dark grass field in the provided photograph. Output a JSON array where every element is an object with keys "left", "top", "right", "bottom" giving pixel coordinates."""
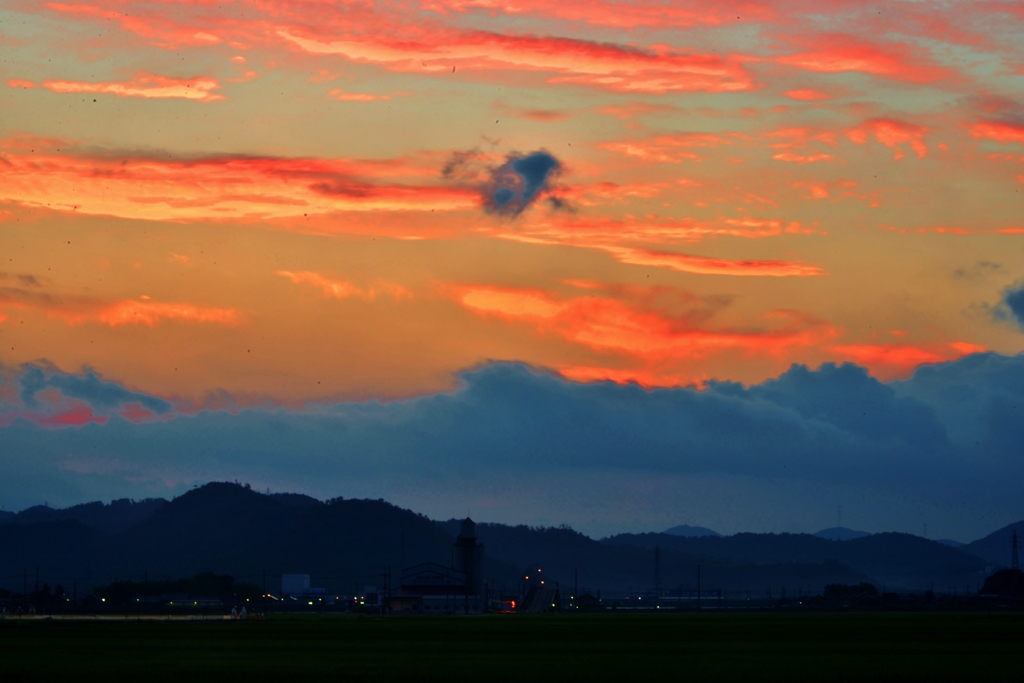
[{"left": 1, "top": 612, "right": 1022, "bottom": 681}]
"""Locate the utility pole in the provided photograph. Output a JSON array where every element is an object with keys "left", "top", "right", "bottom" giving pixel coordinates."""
[
  {"left": 697, "top": 566, "right": 701, "bottom": 612},
  {"left": 263, "top": 570, "right": 267, "bottom": 617},
  {"left": 1012, "top": 531, "right": 1020, "bottom": 571},
  {"left": 654, "top": 546, "right": 661, "bottom": 595},
  {"left": 23, "top": 568, "right": 27, "bottom": 607}
]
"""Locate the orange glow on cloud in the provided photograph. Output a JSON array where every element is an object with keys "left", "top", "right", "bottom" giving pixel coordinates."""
[
  {"left": 457, "top": 284, "right": 837, "bottom": 364},
  {"left": 601, "top": 133, "right": 731, "bottom": 163},
  {"left": 36, "top": 405, "right": 108, "bottom": 427},
  {"left": 0, "top": 140, "right": 478, "bottom": 221},
  {"left": 830, "top": 342, "right": 986, "bottom": 380},
  {"left": 771, "top": 152, "right": 833, "bottom": 164},
  {"left": 557, "top": 365, "right": 695, "bottom": 389},
  {"left": 328, "top": 88, "right": 393, "bottom": 102},
  {"left": 39, "top": 72, "right": 222, "bottom": 100},
  {"left": 602, "top": 246, "right": 825, "bottom": 277},
  {"left": 278, "top": 271, "right": 410, "bottom": 301},
  {"left": 425, "top": 0, "right": 776, "bottom": 30},
  {"left": 459, "top": 288, "right": 565, "bottom": 318},
  {"left": 777, "top": 36, "right": 951, "bottom": 83},
  {"left": 783, "top": 90, "right": 831, "bottom": 101},
  {"left": 279, "top": 29, "right": 753, "bottom": 94},
  {"left": 97, "top": 300, "right": 243, "bottom": 327},
  {"left": 848, "top": 119, "right": 928, "bottom": 159},
  {"left": 970, "top": 121, "right": 1024, "bottom": 144}
]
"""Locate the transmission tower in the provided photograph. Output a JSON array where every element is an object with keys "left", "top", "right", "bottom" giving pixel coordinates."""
[{"left": 1013, "top": 531, "right": 1020, "bottom": 571}]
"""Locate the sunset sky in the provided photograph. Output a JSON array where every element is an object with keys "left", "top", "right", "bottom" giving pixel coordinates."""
[{"left": 2, "top": 1, "right": 1024, "bottom": 539}]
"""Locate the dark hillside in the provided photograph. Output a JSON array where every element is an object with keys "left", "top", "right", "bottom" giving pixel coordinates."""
[
  {"left": 961, "top": 520, "right": 1024, "bottom": 566},
  {"left": 438, "top": 521, "right": 869, "bottom": 595},
  {"left": 108, "top": 483, "right": 297, "bottom": 578},
  {"left": 605, "top": 531, "right": 990, "bottom": 591},
  {"left": 256, "top": 498, "right": 476, "bottom": 590},
  {"left": 0, "top": 520, "right": 106, "bottom": 582},
  {"left": 2, "top": 498, "right": 166, "bottom": 534}
]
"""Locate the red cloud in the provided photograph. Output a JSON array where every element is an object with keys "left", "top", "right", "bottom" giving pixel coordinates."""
[
  {"left": 783, "top": 89, "right": 831, "bottom": 101},
  {"left": 829, "top": 341, "right": 985, "bottom": 380},
  {"left": 601, "top": 133, "right": 733, "bottom": 163},
  {"left": 847, "top": 119, "right": 928, "bottom": 159},
  {"left": 0, "top": 139, "right": 478, "bottom": 222},
  {"left": 0, "top": 283, "right": 243, "bottom": 328},
  {"left": 455, "top": 283, "right": 836, "bottom": 364},
  {"left": 603, "top": 246, "right": 825, "bottom": 277},
  {"left": 423, "top": 0, "right": 775, "bottom": 30},
  {"left": 280, "top": 29, "right": 753, "bottom": 94},
  {"left": 970, "top": 121, "right": 1024, "bottom": 144},
  {"left": 39, "top": 72, "right": 222, "bottom": 100},
  {"left": 97, "top": 300, "right": 243, "bottom": 327},
  {"left": 777, "top": 35, "right": 953, "bottom": 83},
  {"left": 278, "top": 271, "right": 410, "bottom": 301},
  {"left": 36, "top": 405, "right": 108, "bottom": 427}
]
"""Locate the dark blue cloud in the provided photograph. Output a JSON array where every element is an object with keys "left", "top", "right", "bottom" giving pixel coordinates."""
[
  {"left": 16, "top": 364, "right": 172, "bottom": 414},
  {"left": 445, "top": 149, "right": 562, "bottom": 216},
  {"left": 2, "top": 354, "right": 1023, "bottom": 537},
  {"left": 487, "top": 151, "right": 560, "bottom": 215},
  {"left": 1003, "top": 283, "right": 1024, "bottom": 328}
]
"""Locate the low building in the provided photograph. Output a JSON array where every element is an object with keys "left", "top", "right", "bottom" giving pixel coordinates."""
[{"left": 388, "top": 518, "right": 487, "bottom": 613}]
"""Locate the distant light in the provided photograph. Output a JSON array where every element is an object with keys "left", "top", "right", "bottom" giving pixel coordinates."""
[{"left": 101, "top": 598, "right": 105, "bottom": 602}]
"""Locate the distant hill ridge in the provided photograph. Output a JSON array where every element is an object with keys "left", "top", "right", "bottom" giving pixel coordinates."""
[
  {"left": 814, "top": 527, "right": 872, "bottom": 541},
  {"left": 663, "top": 524, "right": 721, "bottom": 538},
  {"left": 0, "top": 483, "right": 1020, "bottom": 595},
  {"left": 0, "top": 497, "right": 166, "bottom": 534}
]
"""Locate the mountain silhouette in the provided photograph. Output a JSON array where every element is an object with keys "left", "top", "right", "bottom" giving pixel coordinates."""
[
  {"left": 1, "top": 498, "right": 166, "bottom": 534},
  {"left": 814, "top": 527, "right": 872, "bottom": 541},
  {"left": 663, "top": 524, "right": 721, "bottom": 538},
  {"left": 961, "top": 520, "right": 1024, "bottom": 566},
  {"left": 0, "top": 483, "right": 1005, "bottom": 597}
]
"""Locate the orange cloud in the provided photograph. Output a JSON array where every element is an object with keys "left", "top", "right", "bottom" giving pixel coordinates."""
[
  {"left": 424, "top": 0, "right": 775, "bottom": 30},
  {"left": 603, "top": 246, "right": 825, "bottom": 277},
  {"left": 96, "top": 300, "right": 243, "bottom": 327},
  {"left": 459, "top": 287, "right": 565, "bottom": 318},
  {"left": 847, "top": 119, "right": 928, "bottom": 159},
  {"left": 37, "top": 405, "right": 108, "bottom": 427},
  {"left": 829, "top": 341, "right": 985, "bottom": 380},
  {"left": 558, "top": 365, "right": 696, "bottom": 389},
  {"left": 601, "top": 133, "right": 732, "bottom": 163},
  {"left": 278, "top": 270, "right": 410, "bottom": 301},
  {"left": 970, "top": 121, "right": 1024, "bottom": 145},
  {"left": 0, "top": 140, "right": 478, "bottom": 222},
  {"left": 777, "top": 35, "right": 952, "bottom": 83},
  {"left": 1, "top": 282, "right": 243, "bottom": 328},
  {"left": 771, "top": 152, "right": 833, "bottom": 164},
  {"left": 456, "top": 283, "right": 836, "bottom": 363},
  {"left": 280, "top": 29, "right": 753, "bottom": 94},
  {"left": 329, "top": 88, "right": 393, "bottom": 102},
  {"left": 39, "top": 72, "right": 222, "bottom": 100},
  {"left": 783, "top": 89, "right": 831, "bottom": 101}
]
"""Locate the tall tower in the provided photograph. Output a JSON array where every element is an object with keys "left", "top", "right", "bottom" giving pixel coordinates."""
[
  {"left": 1013, "top": 530, "right": 1020, "bottom": 572},
  {"left": 654, "top": 546, "right": 661, "bottom": 594},
  {"left": 454, "top": 518, "right": 485, "bottom": 596}
]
